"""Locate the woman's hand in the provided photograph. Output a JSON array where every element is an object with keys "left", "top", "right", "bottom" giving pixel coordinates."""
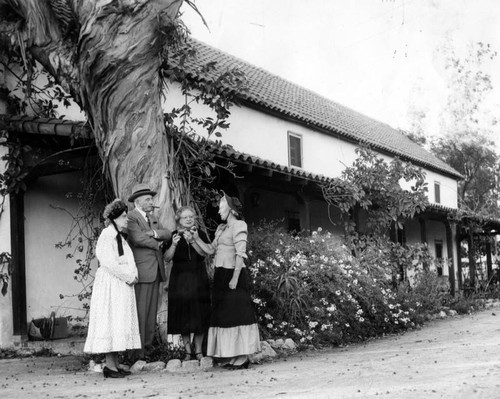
[
  {"left": 172, "top": 233, "right": 181, "bottom": 245},
  {"left": 229, "top": 276, "right": 238, "bottom": 289},
  {"left": 183, "top": 230, "right": 194, "bottom": 244},
  {"left": 127, "top": 276, "right": 138, "bottom": 286},
  {"left": 190, "top": 226, "right": 199, "bottom": 240}
]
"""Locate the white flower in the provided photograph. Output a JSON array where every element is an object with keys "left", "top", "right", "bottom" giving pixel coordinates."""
[
  {"left": 309, "top": 321, "right": 318, "bottom": 329},
  {"left": 326, "top": 304, "right": 337, "bottom": 312},
  {"left": 267, "top": 323, "right": 273, "bottom": 329}
]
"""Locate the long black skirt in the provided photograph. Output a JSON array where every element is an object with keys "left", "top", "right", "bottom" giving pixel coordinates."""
[
  {"left": 210, "top": 267, "right": 257, "bottom": 328},
  {"left": 167, "top": 259, "right": 211, "bottom": 335}
]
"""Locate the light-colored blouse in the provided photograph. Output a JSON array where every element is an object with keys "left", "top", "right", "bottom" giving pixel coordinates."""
[{"left": 212, "top": 220, "right": 248, "bottom": 269}]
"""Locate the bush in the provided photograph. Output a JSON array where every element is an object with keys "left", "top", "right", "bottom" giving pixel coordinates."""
[{"left": 247, "top": 222, "right": 422, "bottom": 347}]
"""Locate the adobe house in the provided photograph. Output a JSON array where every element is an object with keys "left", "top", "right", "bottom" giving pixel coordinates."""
[{"left": 0, "top": 40, "right": 498, "bottom": 347}]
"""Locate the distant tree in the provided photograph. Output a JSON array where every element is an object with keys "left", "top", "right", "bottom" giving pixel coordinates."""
[
  {"left": 431, "top": 41, "right": 500, "bottom": 216},
  {"left": 431, "top": 133, "right": 499, "bottom": 216},
  {"left": 406, "top": 41, "right": 499, "bottom": 217}
]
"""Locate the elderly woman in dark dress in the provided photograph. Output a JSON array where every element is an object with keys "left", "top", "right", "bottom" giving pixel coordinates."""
[{"left": 165, "top": 206, "right": 214, "bottom": 360}]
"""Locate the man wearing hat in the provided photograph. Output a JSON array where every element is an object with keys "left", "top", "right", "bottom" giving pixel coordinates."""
[{"left": 127, "top": 183, "right": 171, "bottom": 359}]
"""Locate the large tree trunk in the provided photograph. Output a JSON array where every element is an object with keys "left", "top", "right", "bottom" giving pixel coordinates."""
[
  {"left": 1, "top": 0, "right": 185, "bottom": 229},
  {"left": 1, "top": 0, "right": 186, "bottom": 340}
]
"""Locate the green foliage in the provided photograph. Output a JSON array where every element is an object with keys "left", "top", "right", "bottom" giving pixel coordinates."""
[
  {"left": 248, "top": 223, "right": 422, "bottom": 346},
  {"left": 0, "top": 128, "right": 32, "bottom": 198},
  {"left": 247, "top": 222, "right": 486, "bottom": 347},
  {"left": 1, "top": 44, "right": 72, "bottom": 118},
  {"left": 161, "top": 28, "right": 248, "bottom": 225},
  {"left": 430, "top": 133, "right": 499, "bottom": 216},
  {"left": 321, "top": 146, "right": 428, "bottom": 235}
]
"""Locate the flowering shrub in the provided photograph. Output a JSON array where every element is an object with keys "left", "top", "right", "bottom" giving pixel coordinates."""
[{"left": 247, "top": 222, "right": 452, "bottom": 347}]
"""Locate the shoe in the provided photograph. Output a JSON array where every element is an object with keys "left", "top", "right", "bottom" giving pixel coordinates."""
[
  {"left": 183, "top": 353, "right": 193, "bottom": 361},
  {"left": 117, "top": 368, "right": 131, "bottom": 375},
  {"left": 103, "top": 366, "right": 125, "bottom": 378},
  {"left": 227, "top": 360, "right": 250, "bottom": 370}
]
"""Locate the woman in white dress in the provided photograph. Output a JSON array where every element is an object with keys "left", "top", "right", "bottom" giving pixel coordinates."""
[{"left": 84, "top": 199, "right": 141, "bottom": 378}]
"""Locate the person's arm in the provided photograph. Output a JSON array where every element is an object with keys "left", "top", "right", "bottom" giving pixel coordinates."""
[
  {"left": 164, "top": 233, "right": 181, "bottom": 261},
  {"left": 96, "top": 231, "right": 137, "bottom": 284},
  {"left": 127, "top": 213, "right": 162, "bottom": 250},
  {"left": 186, "top": 229, "right": 215, "bottom": 257},
  {"left": 149, "top": 215, "right": 171, "bottom": 241},
  {"left": 229, "top": 221, "right": 248, "bottom": 289}
]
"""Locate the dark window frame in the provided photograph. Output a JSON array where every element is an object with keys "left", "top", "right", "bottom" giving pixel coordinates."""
[
  {"left": 287, "top": 131, "right": 303, "bottom": 168},
  {"left": 434, "top": 181, "right": 441, "bottom": 204}
]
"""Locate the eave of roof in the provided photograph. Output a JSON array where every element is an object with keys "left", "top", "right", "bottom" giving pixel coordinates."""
[
  {"left": 177, "top": 39, "right": 463, "bottom": 180},
  {"left": 4, "top": 115, "right": 92, "bottom": 139}
]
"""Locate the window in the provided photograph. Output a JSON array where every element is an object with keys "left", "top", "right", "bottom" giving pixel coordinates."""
[
  {"left": 288, "top": 132, "right": 302, "bottom": 168},
  {"left": 285, "top": 210, "right": 301, "bottom": 233},
  {"left": 434, "top": 181, "right": 441, "bottom": 204}
]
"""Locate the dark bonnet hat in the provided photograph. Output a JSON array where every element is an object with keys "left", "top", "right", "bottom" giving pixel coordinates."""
[
  {"left": 220, "top": 190, "right": 243, "bottom": 215},
  {"left": 103, "top": 199, "right": 128, "bottom": 220}
]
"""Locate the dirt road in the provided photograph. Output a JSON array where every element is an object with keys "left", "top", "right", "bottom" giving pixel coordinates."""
[{"left": 1, "top": 305, "right": 499, "bottom": 398}]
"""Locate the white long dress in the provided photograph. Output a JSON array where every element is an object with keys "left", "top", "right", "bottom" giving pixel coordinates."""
[{"left": 84, "top": 225, "right": 142, "bottom": 353}]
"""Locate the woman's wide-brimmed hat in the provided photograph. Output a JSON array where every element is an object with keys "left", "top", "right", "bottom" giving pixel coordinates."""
[
  {"left": 220, "top": 190, "right": 243, "bottom": 214},
  {"left": 128, "top": 183, "right": 157, "bottom": 202},
  {"left": 103, "top": 199, "right": 128, "bottom": 220}
]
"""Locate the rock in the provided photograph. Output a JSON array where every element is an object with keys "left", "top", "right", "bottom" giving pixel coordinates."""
[
  {"left": 249, "top": 351, "right": 264, "bottom": 364},
  {"left": 438, "top": 311, "right": 447, "bottom": 319},
  {"left": 199, "top": 356, "right": 213, "bottom": 370},
  {"left": 282, "top": 338, "right": 297, "bottom": 350},
  {"left": 88, "top": 360, "right": 104, "bottom": 373},
  {"left": 447, "top": 309, "right": 458, "bottom": 317},
  {"left": 130, "top": 360, "right": 147, "bottom": 373},
  {"left": 142, "top": 361, "right": 166, "bottom": 372},
  {"left": 267, "top": 339, "right": 275, "bottom": 347},
  {"left": 165, "top": 359, "right": 182, "bottom": 372},
  {"left": 273, "top": 339, "right": 285, "bottom": 349},
  {"left": 258, "top": 340, "right": 277, "bottom": 360},
  {"left": 182, "top": 359, "right": 200, "bottom": 372}
]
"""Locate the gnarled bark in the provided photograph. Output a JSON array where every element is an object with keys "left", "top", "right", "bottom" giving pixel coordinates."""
[{"left": 0, "top": 0, "right": 185, "bottom": 229}]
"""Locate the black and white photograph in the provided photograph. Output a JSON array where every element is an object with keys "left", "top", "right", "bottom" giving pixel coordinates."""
[{"left": 0, "top": 1, "right": 499, "bottom": 398}]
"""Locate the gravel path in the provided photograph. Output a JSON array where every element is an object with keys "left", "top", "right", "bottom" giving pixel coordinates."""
[{"left": 2, "top": 305, "right": 499, "bottom": 398}]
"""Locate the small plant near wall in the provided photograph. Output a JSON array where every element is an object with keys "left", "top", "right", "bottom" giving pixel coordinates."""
[{"left": 0, "top": 251, "right": 12, "bottom": 296}]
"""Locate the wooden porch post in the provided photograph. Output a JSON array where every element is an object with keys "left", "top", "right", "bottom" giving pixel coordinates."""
[
  {"left": 456, "top": 226, "right": 463, "bottom": 290},
  {"left": 467, "top": 231, "right": 476, "bottom": 290},
  {"left": 486, "top": 239, "right": 493, "bottom": 281},
  {"left": 419, "top": 218, "right": 429, "bottom": 271},
  {"left": 10, "top": 191, "right": 27, "bottom": 341},
  {"left": 445, "top": 221, "right": 456, "bottom": 296}
]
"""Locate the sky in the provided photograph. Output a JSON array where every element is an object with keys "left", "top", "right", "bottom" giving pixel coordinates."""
[{"left": 180, "top": 0, "right": 500, "bottom": 150}]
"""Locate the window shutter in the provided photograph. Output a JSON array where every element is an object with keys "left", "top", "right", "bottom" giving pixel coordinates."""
[{"left": 288, "top": 134, "right": 302, "bottom": 167}]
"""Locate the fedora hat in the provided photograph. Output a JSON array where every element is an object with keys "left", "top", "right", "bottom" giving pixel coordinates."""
[{"left": 128, "top": 183, "right": 157, "bottom": 202}]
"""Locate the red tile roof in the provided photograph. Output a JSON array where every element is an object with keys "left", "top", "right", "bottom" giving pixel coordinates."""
[{"left": 179, "top": 39, "right": 462, "bottom": 179}]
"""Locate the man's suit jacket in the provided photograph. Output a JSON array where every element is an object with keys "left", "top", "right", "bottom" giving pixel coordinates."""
[{"left": 127, "top": 208, "right": 171, "bottom": 283}]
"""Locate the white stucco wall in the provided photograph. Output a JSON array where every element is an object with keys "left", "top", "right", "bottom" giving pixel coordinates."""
[
  {"left": 24, "top": 172, "right": 99, "bottom": 323},
  {"left": 0, "top": 147, "right": 14, "bottom": 346},
  {"left": 163, "top": 82, "right": 459, "bottom": 209}
]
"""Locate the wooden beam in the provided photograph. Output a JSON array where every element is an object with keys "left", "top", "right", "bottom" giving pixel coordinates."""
[
  {"left": 445, "top": 221, "right": 456, "bottom": 297},
  {"left": 10, "top": 191, "right": 27, "bottom": 340}
]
